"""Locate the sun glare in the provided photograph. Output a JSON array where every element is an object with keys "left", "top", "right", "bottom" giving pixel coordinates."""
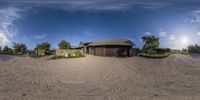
[{"left": 181, "top": 37, "right": 189, "bottom": 44}]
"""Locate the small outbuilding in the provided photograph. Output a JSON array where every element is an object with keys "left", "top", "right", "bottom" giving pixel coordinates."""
[{"left": 80, "top": 38, "right": 136, "bottom": 57}]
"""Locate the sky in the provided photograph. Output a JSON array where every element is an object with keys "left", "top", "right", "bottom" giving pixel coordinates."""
[{"left": 0, "top": 0, "right": 200, "bottom": 49}]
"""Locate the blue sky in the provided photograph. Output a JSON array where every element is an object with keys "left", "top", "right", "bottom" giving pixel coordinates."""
[{"left": 0, "top": 0, "right": 200, "bottom": 49}]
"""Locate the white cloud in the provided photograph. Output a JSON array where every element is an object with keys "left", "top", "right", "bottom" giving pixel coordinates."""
[
  {"left": 0, "top": 7, "right": 26, "bottom": 46},
  {"left": 0, "top": 1, "right": 170, "bottom": 12},
  {"left": 0, "top": 32, "right": 9, "bottom": 46},
  {"left": 144, "top": 32, "right": 152, "bottom": 36},
  {"left": 34, "top": 34, "right": 46, "bottom": 39},
  {"left": 168, "top": 35, "right": 175, "bottom": 41},
  {"left": 190, "top": 9, "right": 200, "bottom": 24},
  {"left": 197, "top": 32, "right": 200, "bottom": 36},
  {"left": 159, "top": 31, "right": 167, "bottom": 37}
]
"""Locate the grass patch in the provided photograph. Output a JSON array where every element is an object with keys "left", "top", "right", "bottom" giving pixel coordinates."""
[
  {"left": 139, "top": 53, "right": 170, "bottom": 58},
  {"left": 51, "top": 56, "right": 66, "bottom": 59}
]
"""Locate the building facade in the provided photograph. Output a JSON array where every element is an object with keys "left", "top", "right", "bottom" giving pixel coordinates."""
[{"left": 78, "top": 38, "right": 137, "bottom": 57}]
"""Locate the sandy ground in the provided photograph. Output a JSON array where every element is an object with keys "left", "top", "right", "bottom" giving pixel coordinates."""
[{"left": 0, "top": 54, "right": 200, "bottom": 100}]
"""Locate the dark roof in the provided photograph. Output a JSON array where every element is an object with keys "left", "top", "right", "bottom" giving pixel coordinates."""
[
  {"left": 89, "top": 38, "right": 135, "bottom": 46},
  {"left": 81, "top": 42, "right": 92, "bottom": 45},
  {"left": 70, "top": 45, "right": 83, "bottom": 49}
]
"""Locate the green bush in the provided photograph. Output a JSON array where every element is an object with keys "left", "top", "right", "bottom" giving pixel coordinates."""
[
  {"left": 51, "top": 56, "right": 66, "bottom": 59},
  {"left": 74, "top": 50, "right": 84, "bottom": 57},
  {"left": 154, "top": 48, "right": 171, "bottom": 54},
  {"left": 139, "top": 53, "right": 170, "bottom": 58}
]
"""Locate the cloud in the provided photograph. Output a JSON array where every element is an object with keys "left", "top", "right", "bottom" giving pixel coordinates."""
[
  {"left": 198, "top": 32, "right": 200, "bottom": 36},
  {"left": 168, "top": 35, "right": 176, "bottom": 41},
  {"left": 144, "top": 32, "right": 152, "bottom": 36},
  {"left": 0, "top": 32, "right": 9, "bottom": 46},
  {"left": 159, "top": 31, "right": 167, "bottom": 37},
  {"left": 34, "top": 34, "right": 46, "bottom": 39},
  {"left": 0, "top": 7, "right": 26, "bottom": 46},
  {"left": 0, "top": 0, "right": 171, "bottom": 12},
  {"left": 189, "top": 9, "right": 200, "bottom": 24}
]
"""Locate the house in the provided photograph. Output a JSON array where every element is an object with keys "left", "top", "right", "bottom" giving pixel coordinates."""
[{"left": 78, "top": 38, "right": 137, "bottom": 57}]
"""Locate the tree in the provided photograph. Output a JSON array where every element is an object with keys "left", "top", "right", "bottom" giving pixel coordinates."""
[
  {"left": 141, "top": 35, "right": 160, "bottom": 53},
  {"left": 154, "top": 48, "right": 171, "bottom": 54},
  {"left": 58, "top": 40, "right": 71, "bottom": 49},
  {"left": 0, "top": 46, "right": 1, "bottom": 52},
  {"left": 35, "top": 42, "right": 51, "bottom": 55},
  {"left": 36, "top": 42, "right": 51, "bottom": 50},
  {"left": 12, "top": 42, "right": 27, "bottom": 54},
  {"left": 188, "top": 44, "right": 200, "bottom": 54},
  {"left": 3, "top": 45, "right": 12, "bottom": 52},
  {"left": 79, "top": 41, "right": 83, "bottom": 46}
]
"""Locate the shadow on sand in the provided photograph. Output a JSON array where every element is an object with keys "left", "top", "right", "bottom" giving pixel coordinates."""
[
  {"left": 0, "top": 54, "right": 13, "bottom": 61},
  {"left": 189, "top": 54, "right": 200, "bottom": 59}
]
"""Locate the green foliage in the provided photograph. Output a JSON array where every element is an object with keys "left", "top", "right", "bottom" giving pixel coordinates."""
[
  {"left": 74, "top": 50, "right": 84, "bottom": 57},
  {"left": 141, "top": 35, "right": 160, "bottom": 53},
  {"left": 154, "top": 48, "right": 171, "bottom": 54},
  {"left": 12, "top": 42, "right": 27, "bottom": 54},
  {"left": 188, "top": 44, "right": 200, "bottom": 54},
  {"left": 2, "top": 46, "right": 12, "bottom": 54},
  {"left": 51, "top": 56, "right": 66, "bottom": 59},
  {"left": 79, "top": 41, "right": 83, "bottom": 45},
  {"left": 0, "top": 46, "right": 1, "bottom": 52},
  {"left": 139, "top": 53, "right": 170, "bottom": 58},
  {"left": 36, "top": 42, "right": 51, "bottom": 51},
  {"left": 58, "top": 40, "right": 71, "bottom": 49},
  {"left": 34, "top": 42, "right": 51, "bottom": 56}
]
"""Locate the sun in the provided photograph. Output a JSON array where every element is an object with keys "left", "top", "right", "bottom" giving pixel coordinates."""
[{"left": 181, "top": 37, "right": 189, "bottom": 44}]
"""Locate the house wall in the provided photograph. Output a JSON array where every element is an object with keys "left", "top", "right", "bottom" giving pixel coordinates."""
[
  {"left": 56, "top": 49, "right": 67, "bottom": 56},
  {"left": 87, "top": 45, "right": 133, "bottom": 57},
  {"left": 94, "top": 46, "right": 106, "bottom": 56},
  {"left": 132, "top": 48, "right": 140, "bottom": 56},
  {"left": 89, "top": 47, "right": 95, "bottom": 55},
  {"left": 56, "top": 49, "right": 79, "bottom": 57},
  {"left": 35, "top": 49, "right": 46, "bottom": 56}
]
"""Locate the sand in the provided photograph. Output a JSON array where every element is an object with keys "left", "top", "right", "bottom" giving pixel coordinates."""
[{"left": 0, "top": 54, "right": 200, "bottom": 100}]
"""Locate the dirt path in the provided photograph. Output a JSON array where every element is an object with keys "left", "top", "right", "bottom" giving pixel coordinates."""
[{"left": 0, "top": 54, "right": 200, "bottom": 100}]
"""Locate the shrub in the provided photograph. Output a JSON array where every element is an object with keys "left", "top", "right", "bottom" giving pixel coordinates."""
[
  {"left": 51, "top": 56, "right": 66, "bottom": 59},
  {"left": 139, "top": 53, "right": 170, "bottom": 58},
  {"left": 154, "top": 48, "right": 171, "bottom": 54},
  {"left": 74, "top": 50, "right": 84, "bottom": 57}
]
